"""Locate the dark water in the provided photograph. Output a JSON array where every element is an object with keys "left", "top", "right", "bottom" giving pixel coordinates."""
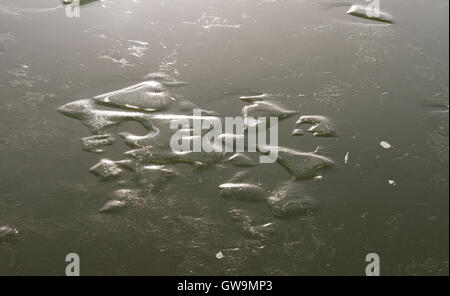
[{"left": 0, "top": 0, "right": 448, "bottom": 275}]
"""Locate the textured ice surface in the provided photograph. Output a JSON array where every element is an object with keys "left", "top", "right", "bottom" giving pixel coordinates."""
[
  {"left": 110, "top": 188, "right": 140, "bottom": 200},
  {"left": 143, "top": 72, "right": 188, "bottom": 87},
  {"left": 57, "top": 99, "right": 156, "bottom": 134},
  {"left": 56, "top": 73, "right": 339, "bottom": 271},
  {"left": 228, "top": 208, "right": 278, "bottom": 238},
  {"left": 94, "top": 81, "right": 173, "bottom": 112},
  {"left": 346, "top": 4, "right": 394, "bottom": 24},
  {"left": 0, "top": 226, "right": 18, "bottom": 242},
  {"left": 242, "top": 101, "right": 297, "bottom": 127},
  {"left": 100, "top": 200, "right": 127, "bottom": 213},
  {"left": 219, "top": 183, "right": 266, "bottom": 202},
  {"left": 291, "top": 128, "right": 306, "bottom": 136},
  {"left": 118, "top": 131, "right": 159, "bottom": 148},
  {"left": 89, "top": 159, "right": 123, "bottom": 180},
  {"left": 296, "top": 115, "right": 337, "bottom": 137},
  {"left": 239, "top": 93, "right": 272, "bottom": 103},
  {"left": 58, "top": 74, "right": 337, "bottom": 210},
  {"left": 273, "top": 146, "right": 334, "bottom": 179},
  {"left": 268, "top": 181, "right": 320, "bottom": 218},
  {"left": 125, "top": 145, "right": 225, "bottom": 167},
  {"left": 380, "top": 141, "right": 392, "bottom": 149},
  {"left": 225, "top": 153, "right": 257, "bottom": 167},
  {"left": 136, "top": 164, "right": 178, "bottom": 190},
  {"left": 81, "top": 134, "right": 114, "bottom": 153}
]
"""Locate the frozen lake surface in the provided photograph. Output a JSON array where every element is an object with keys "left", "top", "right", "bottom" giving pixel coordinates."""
[{"left": 0, "top": 0, "right": 448, "bottom": 275}]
